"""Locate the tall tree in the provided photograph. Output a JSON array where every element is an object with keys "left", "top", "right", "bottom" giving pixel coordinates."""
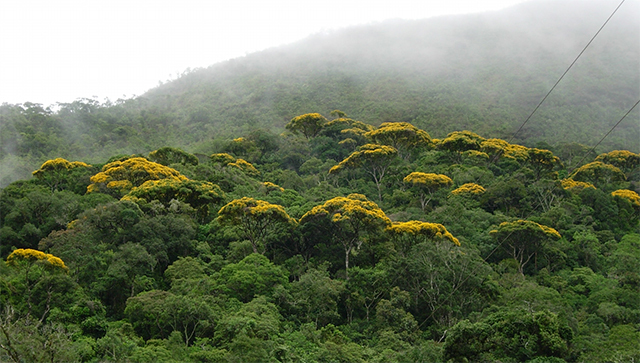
[
  {"left": 87, "top": 157, "right": 187, "bottom": 196},
  {"left": 364, "top": 122, "right": 431, "bottom": 159},
  {"left": 299, "top": 194, "right": 391, "bottom": 279},
  {"left": 490, "top": 220, "right": 561, "bottom": 275},
  {"left": 286, "top": 113, "right": 328, "bottom": 140},
  {"left": 217, "top": 197, "right": 296, "bottom": 254},
  {"left": 330, "top": 144, "right": 398, "bottom": 201},
  {"left": 403, "top": 172, "right": 453, "bottom": 211}
]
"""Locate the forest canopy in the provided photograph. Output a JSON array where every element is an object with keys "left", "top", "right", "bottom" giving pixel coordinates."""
[{"left": 1, "top": 112, "right": 638, "bottom": 362}]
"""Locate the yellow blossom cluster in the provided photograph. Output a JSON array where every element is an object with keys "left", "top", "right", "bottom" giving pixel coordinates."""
[
  {"left": 560, "top": 179, "right": 596, "bottom": 192},
  {"left": 228, "top": 159, "right": 260, "bottom": 176},
  {"left": 300, "top": 195, "right": 391, "bottom": 227},
  {"left": 263, "top": 182, "right": 284, "bottom": 193},
  {"left": 122, "top": 179, "right": 224, "bottom": 209},
  {"left": 330, "top": 144, "right": 397, "bottom": 174},
  {"left": 491, "top": 220, "right": 561, "bottom": 240},
  {"left": 210, "top": 153, "right": 237, "bottom": 166},
  {"left": 218, "top": 197, "right": 296, "bottom": 226},
  {"left": 387, "top": 221, "right": 460, "bottom": 246},
  {"left": 32, "top": 158, "right": 91, "bottom": 178},
  {"left": 403, "top": 172, "right": 453, "bottom": 189},
  {"left": 364, "top": 122, "right": 431, "bottom": 151},
  {"left": 6, "top": 248, "right": 68, "bottom": 271},
  {"left": 595, "top": 150, "right": 640, "bottom": 171},
  {"left": 611, "top": 189, "right": 640, "bottom": 208},
  {"left": 451, "top": 183, "right": 486, "bottom": 196},
  {"left": 87, "top": 157, "right": 186, "bottom": 193}
]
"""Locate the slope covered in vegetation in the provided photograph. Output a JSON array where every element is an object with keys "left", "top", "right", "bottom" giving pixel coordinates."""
[{"left": 1, "top": 112, "right": 639, "bottom": 362}]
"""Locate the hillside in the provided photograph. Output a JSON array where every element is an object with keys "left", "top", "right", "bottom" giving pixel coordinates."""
[
  {"left": 0, "top": 0, "right": 638, "bottom": 187},
  {"left": 144, "top": 0, "right": 639, "bottom": 146},
  {"left": 1, "top": 117, "right": 639, "bottom": 361}
]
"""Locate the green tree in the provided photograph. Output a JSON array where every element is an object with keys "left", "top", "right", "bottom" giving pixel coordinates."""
[
  {"left": 216, "top": 254, "right": 288, "bottom": 302},
  {"left": 289, "top": 267, "right": 345, "bottom": 326},
  {"left": 444, "top": 309, "right": 572, "bottom": 362},
  {"left": 126, "top": 290, "right": 215, "bottom": 346},
  {"left": 148, "top": 147, "right": 199, "bottom": 167}
]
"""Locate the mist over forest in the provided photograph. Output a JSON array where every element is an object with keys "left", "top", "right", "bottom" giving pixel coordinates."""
[{"left": 0, "top": 0, "right": 638, "bottom": 187}]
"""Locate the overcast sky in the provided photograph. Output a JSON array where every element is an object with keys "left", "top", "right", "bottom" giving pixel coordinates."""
[{"left": 0, "top": 0, "right": 529, "bottom": 107}]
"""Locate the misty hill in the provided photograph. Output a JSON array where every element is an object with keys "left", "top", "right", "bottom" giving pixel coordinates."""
[
  {"left": 143, "top": 0, "right": 639, "bottom": 148},
  {"left": 0, "top": 0, "right": 638, "bottom": 186}
]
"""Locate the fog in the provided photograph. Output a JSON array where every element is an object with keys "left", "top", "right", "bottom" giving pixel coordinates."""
[
  {"left": 0, "top": 0, "right": 528, "bottom": 107},
  {"left": 0, "top": 0, "right": 638, "bottom": 188}
]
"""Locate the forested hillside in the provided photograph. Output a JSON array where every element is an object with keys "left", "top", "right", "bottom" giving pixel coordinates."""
[
  {"left": 1, "top": 111, "right": 639, "bottom": 362},
  {"left": 0, "top": 0, "right": 638, "bottom": 188}
]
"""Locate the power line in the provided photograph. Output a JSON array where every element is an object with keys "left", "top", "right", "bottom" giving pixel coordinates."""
[
  {"left": 505, "top": 0, "right": 627, "bottom": 146},
  {"left": 567, "top": 99, "right": 640, "bottom": 175},
  {"left": 419, "top": 0, "right": 630, "bottom": 329}
]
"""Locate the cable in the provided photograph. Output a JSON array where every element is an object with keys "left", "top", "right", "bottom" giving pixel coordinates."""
[
  {"left": 502, "top": 0, "right": 627, "bottom": 146},
  {"left": 419, "top": 0, "right": 630, "bottom": 328},
  {"left": 419, "top": 99, "right": 640, "bottom": 329},
  {"left": 567, "top": 99, "right": 640, "bottom": 175}
]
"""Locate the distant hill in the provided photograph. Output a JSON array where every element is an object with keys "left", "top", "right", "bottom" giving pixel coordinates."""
[
  {"left": 143, "top": 0, "right": 639, "bottom": 148},
  {"left": 0, "top": 0, "right": 638, "bottom": 187}
]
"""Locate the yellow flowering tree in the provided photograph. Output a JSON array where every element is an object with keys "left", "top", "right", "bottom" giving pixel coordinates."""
[
  {"left": 561, "top": 179, "right": 596, "bottom": 193},
  {"left": 286, "top": 113, "right": 328, "bottom": 139},
  {"left": 440, "top": 130, "right": 485, "bottom": 153},
  {"left": 210, "top": 153, "right": 260, "bottom": 177},
  {"left": 569, "top": 161, "right": 626, "bottom": 187},
  {"left": 490, "top": 220, "right": 561, "bottom": 275},
  {"left": 527, "top": 148, "right": 562, "bottom": 180},
  {"left": 5, "top": 249, "right": 68, "bottom": 318},
  {"left": 210, "top": 153, "right": 236, "bottom": 166},
  {"left": 595, "top": 150, "right": 640, "bottom": 173},
  {"left": 611, "top": 189, "right": 640, "bottom": 209},
  {"left": 87, "top": 157, "right": 187, "bottom": 195},
  {"left": 122, "top": 179, "right": 225, "bottom": 220},
  {"left": 32, "top": 158, "right": 92, "bottom": 192},
  {"left": 299, "top": 194, "right": 391, "bottom": 279},
  {"left": 403, "top": 172, "right": 453, "bottom": 211},
  {"left": 387, "top": 221, "right": 460, "bottom": 257},
  {"left": 262, "top": 182, "right": 285, "bottom": 193},
  {"left": 330, "top": 144, "right": 398, "bottom": 201},
  {"left": 217, "top": 197, "right": 296, "bottom": 254},
  {"left": 364, "top": 122, "right": 431, "bottom": 159},
  {"left": 451, "top": 183, "right": 486, "bottom": 197},
  {"left": 227, "top": 159, "right": 260, "bottom": 177},
  {"left": 480, "top": 138, "right": 530, "bottom": 163}
]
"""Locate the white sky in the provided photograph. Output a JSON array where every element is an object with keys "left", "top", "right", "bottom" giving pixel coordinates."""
[{"left": 0, "top": 0, "right": 528, "bottom": 107}]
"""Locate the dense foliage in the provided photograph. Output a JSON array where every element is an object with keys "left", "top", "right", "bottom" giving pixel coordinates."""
[{"left": 1, "top": 111, "right": 638, "bottom": 362}]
